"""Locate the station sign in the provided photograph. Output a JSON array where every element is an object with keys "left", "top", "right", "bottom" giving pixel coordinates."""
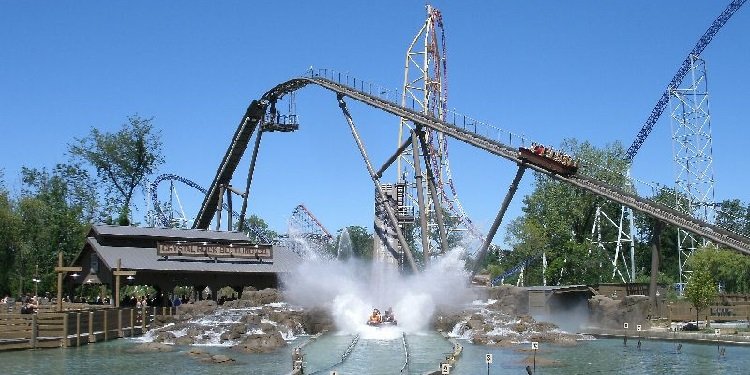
[{"left": 157, "top": 241, "right": 273, "bottom": 260}]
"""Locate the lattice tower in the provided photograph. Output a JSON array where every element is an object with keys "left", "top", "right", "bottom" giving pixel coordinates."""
[
  {"left": 396, "top": 5, "right": 484, "bottom": 259},
  {"left": 669, "top": 55, "right": 716, "bottom": 289}
]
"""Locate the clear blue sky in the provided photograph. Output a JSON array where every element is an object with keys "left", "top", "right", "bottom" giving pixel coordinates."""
[{"left": 1, "top": 1, "right": 749, "bottom": 245}]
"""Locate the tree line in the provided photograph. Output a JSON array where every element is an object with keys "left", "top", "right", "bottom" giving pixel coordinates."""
[{"left": 484, "top": 138, "right": 750, "bottom": 295}]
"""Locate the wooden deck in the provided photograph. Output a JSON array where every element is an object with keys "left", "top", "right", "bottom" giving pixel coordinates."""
[{"left": 0, "top": 306, "right": 177, "bottom": 351}]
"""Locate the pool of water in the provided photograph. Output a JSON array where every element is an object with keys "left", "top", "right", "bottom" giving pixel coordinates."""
[{"left": 1, "top": 333, "right": 748, "bottom": 374}]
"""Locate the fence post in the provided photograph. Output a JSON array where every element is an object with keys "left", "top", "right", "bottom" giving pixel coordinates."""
[
  {"left": 62, "top": 312, "right": 69, "bottom": 347},
  {"left": 130, "top": 308, "right": 135, "bottom": 337},
  {"left": 76, "top": 312, "right": 82, "bottom": 346},
  {"left": 88, "top": 311, "right": 94, "bottom": 343},
  {"left": 30, "top": 314, "right": 38, "bottom": 349},
  {"left": 117, "top": 309, "right": 123, "bottom": 338},
  {"left": 103, "top": 310, "right": 108, "bottom": 341},
  {"left": 141, "top": 306, "right": 147, "bottom": 331}
]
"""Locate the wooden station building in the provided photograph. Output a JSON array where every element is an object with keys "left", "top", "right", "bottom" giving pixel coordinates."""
[{"left": 66, "top": 225, "right": 301, "bottom": 303}]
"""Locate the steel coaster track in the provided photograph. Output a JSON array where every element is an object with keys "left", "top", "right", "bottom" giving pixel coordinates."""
[{"left": 195, "top": 72, "right": 750, "bottom": 255}]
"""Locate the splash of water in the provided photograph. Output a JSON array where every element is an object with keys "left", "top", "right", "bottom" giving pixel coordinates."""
[
  {"left": 337, "top": 228, "right": 353, "bottom": 259},
  {"left": 282, "top": 247, "right": 476, "bottom": 338}
]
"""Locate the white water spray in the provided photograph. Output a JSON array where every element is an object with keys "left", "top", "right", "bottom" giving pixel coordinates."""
[{"left": 282, "top": 246, "right": 476, "bottom": 339}]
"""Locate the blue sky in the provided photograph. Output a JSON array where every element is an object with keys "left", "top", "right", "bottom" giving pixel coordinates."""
[{"left": 1, "top": 1, "right": 748, "bottom": 245}]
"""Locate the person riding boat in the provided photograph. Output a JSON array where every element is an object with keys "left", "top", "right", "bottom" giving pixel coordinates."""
[
  {"left": 382, "top": 307, "right": 395, "bottom": 323},
  {"left": 368, "top": 309, "right": 382, "bottom": 325}
]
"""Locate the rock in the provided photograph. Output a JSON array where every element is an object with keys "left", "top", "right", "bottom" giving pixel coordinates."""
[
  {"left": 486, "top": 285, "right": 529, "bottom": 315},
  {"left": 431, "top": 312, "right": 464, "bottom": 332},
  {"left": 301, "top": 307, "right": 334, "bottom": 334},
  {"left": 241, "top": 314, "right": 261, "bottom": 325},
  {"left": 588, "top": 295, "right": 651, "bottom": 329},
  {"left": 202, "top": 354, "right": 235, "bottom": 364},
  {"left": 127, "top": 342, "right": 175, "bottom": 353},
  {"left": 233, "top": 331, "right": 287, "bottom": 353},
  {"left": 174, "top": 335, "right": 195, "bottom": 345},
  {"left": 187, "top": 348, "right": 208, "bottom": 357},
  {"left": 153, "top": 331, "right": 176, "bottom": 343},
  {"left": 220, "top": 323, "right": 247, "bottom": 341},
  {"left": 243, "top": 288, "right": 283, "bottom": 306}
]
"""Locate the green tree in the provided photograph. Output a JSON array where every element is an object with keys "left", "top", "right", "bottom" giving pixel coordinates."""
[
  {"left": 687, "top": 245, "right": 750, "bottom": 294},
  {"left": 68, "top": 115, "right": 164, "bottom": 224},
  {"left": 502, "top": 139, "right": 632, "bottom": 285},
  {"left": 14, "top": 166, "right": 90, "bottom": 296},
  {"left": 716, "top": 199, "right": 750, "bottom": 236},
  {"left": 0, "top": 174, "right": 22, "bottom": 296},
  {"left": 683, "top": 252, "right": 718, "bottom": 328},
  {"left": 238, "top": 214, "right": 278, "bottom": 243},
  {"left": 339, "top": 225, "right": 373, "bottom": 259}
]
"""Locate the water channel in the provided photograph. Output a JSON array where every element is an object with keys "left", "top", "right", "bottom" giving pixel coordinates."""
[
  {"left": 5, "top": 235, "right": 748, "bottom": 374},
  {"left": 2, "top": 331, "right": 749, "bottom": 374}
]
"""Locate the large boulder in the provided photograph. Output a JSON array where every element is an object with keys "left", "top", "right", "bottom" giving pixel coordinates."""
[
  {"left": 301, "top": 307, "right": 334, "bottom": 334},
  {"left": 233, "top": 331, "right": 286, "bottom": 353},
  {"left": 431, "top": 311, "right": 464, "bottom": 332},
  {"left": 588, "top": 295, "right": 651, "bottom": 329},
  {"left": 127, "top": 342, "right": 175, "bottom": 353},
  {"left": 175, "top": 300, "right": 218, "bottom": 316},
  {"left": 224, "top": 288, "right": 283, "bottom": 308},
  {"left": 486, "top": 285, "right": 529, "bottom": 315}
]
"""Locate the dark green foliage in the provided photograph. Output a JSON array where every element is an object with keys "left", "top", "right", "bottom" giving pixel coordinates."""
[{"left": 68, "top": 115, "right": 164, "bottom": 221}]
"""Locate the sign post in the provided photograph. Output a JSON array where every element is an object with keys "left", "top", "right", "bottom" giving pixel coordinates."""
[
  {"left": 715, "top": 328, "right": 721, "bottom": 356},
  {"left": 485, "top": 353, "right": 492, "bottom": 375},
  {"left": 532, "top": 342, "right": 539, "bottom": 373},
  {"left": 441, "top": 362, "right": 451, "bottom": 374}
]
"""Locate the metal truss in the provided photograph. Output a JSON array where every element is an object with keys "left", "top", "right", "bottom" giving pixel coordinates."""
[
  {"left": 588, "top": 205, "right": 636, "bottom": 283},
  {"left": 395, "top": 5, "right": 484, "bottom": 263},
  {"left": 670, "top": 55, "right": 717, "bottom": 288}
]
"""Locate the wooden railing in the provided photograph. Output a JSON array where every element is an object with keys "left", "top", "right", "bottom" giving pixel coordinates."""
[{"left": 0, "top": 306, "right": 177, "bottom": 351}]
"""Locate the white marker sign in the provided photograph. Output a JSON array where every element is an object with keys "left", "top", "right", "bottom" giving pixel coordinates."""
[
  {"left": 623, "top": 323, "right": 629, "bottom": 329},
  {"left": 636, "top": 325, "right": 642, "bottom": 332},
  {"left": 441, "top": 363, "right": 451, "bottom": 374},
  {"left": 531, "top": 341, "right": 539, "bottom": 350},
  {"left": 485, "top": 353, "right": 493, "bottom": 364},
  {"left": 715, "top": 328, "right": 721, "bottom": 336}
]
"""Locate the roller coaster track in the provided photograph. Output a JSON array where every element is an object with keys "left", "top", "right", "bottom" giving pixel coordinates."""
[
  {"left": 195, "top": 70, "right": 750, "bottom": 256},
  {"left": 153, "top": 173, "right": 272, "bottom": 242}
]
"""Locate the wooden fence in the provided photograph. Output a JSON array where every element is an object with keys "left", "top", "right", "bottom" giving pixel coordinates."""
[
  {"left": 0, "top": 306, "right": 177, "bottom": 351},
  {"left": 666, "top": 302, "right": 750, "bottom": 323}
]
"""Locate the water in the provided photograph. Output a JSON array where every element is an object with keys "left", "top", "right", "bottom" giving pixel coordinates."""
[
  {"left": 6, "top": 243, "right": 744, "bottom": 374},
  {"left": 2, "top": 334, "right": 749, "bottom": 374}
]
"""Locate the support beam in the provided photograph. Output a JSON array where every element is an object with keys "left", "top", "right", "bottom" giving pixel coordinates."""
[
  {"left": 471, "top": 164, "right": 527, "bottom": 278},
  {"left": 226, "top": 188, "right": 233, "bottom": 231},
  {"left": 54, "top": 251, "right": 81, "bottom": 312},
  {"left": 376, "top": 137, "right": 413, "bottom": 179},
  {"left": 416, "top": 126, "right": 448, "bottom": 254},
  {"left": 411, "top": 130, "right": 431, "bottom": 265},
  {"left": 337, "top": 94, "right": 419, "bottom": 273},
  {"left": 113, "top": 260, "right": 136, "bottom": 308},
  {"left": 649, "top": 220, "right": 663, "bottom": 314},
  {"left": 215, "top": 184, "right": 225, "bottom": 231},
  {"left": 239, "top": 129, "right": 264, "bottom": 231}
]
